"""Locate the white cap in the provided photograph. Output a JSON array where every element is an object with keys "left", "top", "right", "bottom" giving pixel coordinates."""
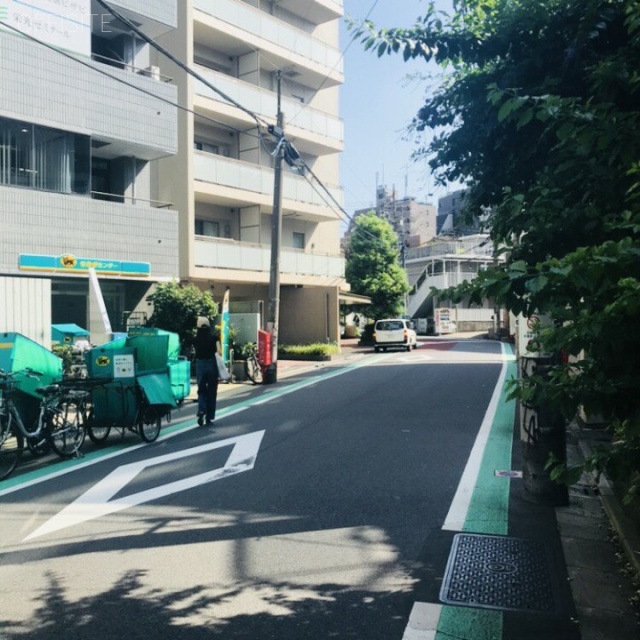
[{"left": 197, "top": 316, "right": 210, "bottom": 328}]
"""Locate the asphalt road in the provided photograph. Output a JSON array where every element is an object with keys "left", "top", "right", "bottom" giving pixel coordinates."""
[{"left": 0, "top": 338, "right": 507, "bottom": 640}]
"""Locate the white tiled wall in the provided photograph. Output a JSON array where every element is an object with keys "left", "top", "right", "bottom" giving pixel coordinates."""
[
  {"left": 0, "top": 187, "right": 179, "bottom": 279},
  {"left": 0, "top": 33, "right": 177, "bottom": 156}
]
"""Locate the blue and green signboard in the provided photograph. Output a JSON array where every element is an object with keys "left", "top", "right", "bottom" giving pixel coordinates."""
[{"left": 19, "top": 254, "right": 150, "bottom": 277}]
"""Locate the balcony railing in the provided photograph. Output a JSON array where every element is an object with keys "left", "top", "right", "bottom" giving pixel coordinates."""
[
  {"left": 194, "top": 65, "right": 343, "bottom": 143},
  {"left": 193, "top": 151, "right": 343, "bottom": 214},
  {"left": 194, "top": 0, "right": 342, "bottom": 72},
  {"left": 194, "top": 236, "right": 345, "bottom": 278}
]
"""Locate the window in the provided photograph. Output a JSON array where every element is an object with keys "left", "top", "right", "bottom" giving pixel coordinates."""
[
  {"left": 194, "top": 140, "right": 230, "bottom": 157},
  {"left": 292, "top": 232, "right": 305, "bottom": 249},
  {"left": 195, "top": 219, "right": 220, "bottom": 237},
  {"left": 0, "top": 117, "right": 90, "bottom": 194}
]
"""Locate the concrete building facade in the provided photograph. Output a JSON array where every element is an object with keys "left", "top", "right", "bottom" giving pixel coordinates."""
[
  {"left": 0, "top": 1, "right": 180, "bottom": 344},
  {"left": 350, "top": 185, "right": 437, "bottom": 252},
  {"left": 157, "top": 0, "right": 347, "bottom": 345}
]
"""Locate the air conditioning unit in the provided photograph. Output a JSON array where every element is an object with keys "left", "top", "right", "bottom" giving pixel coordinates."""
[{"left": 145, "top": 65, "right": 160, "bottom": 81}]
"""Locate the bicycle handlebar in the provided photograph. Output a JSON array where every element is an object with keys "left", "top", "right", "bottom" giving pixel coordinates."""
[{"left": 0, "top": 367, "right": 43, "bottom": 379}]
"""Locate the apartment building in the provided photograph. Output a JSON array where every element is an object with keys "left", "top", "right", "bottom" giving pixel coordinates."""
[
  {"left": 156, "top": 0, "right": 347, "bottom": 345},
  {"left": 349, "top": 185, "right": 437, "bottom": 253},
  {"left": 0, "top": 1, "right": 179, "bottom": 345}
]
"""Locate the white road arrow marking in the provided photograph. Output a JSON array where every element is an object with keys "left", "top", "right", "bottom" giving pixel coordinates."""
[{"left": 24, "top": 430, "right": 265, "bottom": 541}]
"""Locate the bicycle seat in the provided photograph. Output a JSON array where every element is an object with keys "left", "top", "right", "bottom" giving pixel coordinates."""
[{"left": 36, "top": 384, "right": 60, "bottom": 395}]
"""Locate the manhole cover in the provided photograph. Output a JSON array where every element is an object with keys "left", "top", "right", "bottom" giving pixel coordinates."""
[{"left": 440, "top": 533, "right": 554, "bottom": 612}]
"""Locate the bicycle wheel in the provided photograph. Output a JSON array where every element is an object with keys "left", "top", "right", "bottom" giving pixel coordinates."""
[
  {"left": 137, "top": 404, "right": 162, "bottom": 443},
  {"left": 245, "top": 356, "right": 263, "bottom": 385},
  {"left": 85, "top": 402, "right": 111, "bottom": 443},
  {"left": 47, "top": 399, "right": 86, "bottom": 458},
  {"left": 0, "top": 416, "right": 23, "bottom": 481}
]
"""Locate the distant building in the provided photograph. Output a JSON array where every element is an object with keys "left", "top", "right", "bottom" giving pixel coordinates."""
[
  {"left": 345, "top": 185, "right": 437, "bottom": 253},
  {"left": 437, "top": 189, "right": 487, "bottom": 235}
]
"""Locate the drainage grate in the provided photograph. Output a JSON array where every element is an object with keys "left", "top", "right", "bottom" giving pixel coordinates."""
[{"left": 440, "top": 533, "right": 554, "bottom": 612}]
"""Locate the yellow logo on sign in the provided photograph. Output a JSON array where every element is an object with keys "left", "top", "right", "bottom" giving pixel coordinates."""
[
  {"left": 96, "top": 356, "right": 110, "bottom": 367},
  {"left": 60, "top": 254, "right": 77, "bottom": 268}
]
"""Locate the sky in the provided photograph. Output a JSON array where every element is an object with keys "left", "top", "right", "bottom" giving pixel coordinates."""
[{"left": 339, "top": 0, "right": 455, "bottom": 217}]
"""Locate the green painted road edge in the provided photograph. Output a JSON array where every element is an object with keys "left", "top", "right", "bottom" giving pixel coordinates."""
[
  {"left": 0, "top": 355, "right": 380, "bottom": 497},
  {"left": 436, "top": 342, "right": 517, "bottom": 640}
]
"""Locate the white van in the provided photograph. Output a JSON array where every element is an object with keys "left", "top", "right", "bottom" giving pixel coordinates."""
[{"left": 373, "top": 318, "right": 418, "bottom": 352}]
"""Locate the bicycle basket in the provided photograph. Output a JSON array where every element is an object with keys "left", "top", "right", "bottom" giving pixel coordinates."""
[{"left": 0, "top": 380, "right": 17, "bottom": 393}]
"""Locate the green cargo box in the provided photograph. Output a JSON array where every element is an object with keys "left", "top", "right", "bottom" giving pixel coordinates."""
[
  {"left": 51, "top": 323, "right": 89, "bottom": 346},
  {"left": 168, "top": 358, "right": 191, "bottom": 403},
  {"left": 85, "top": 346, "right": 136, "bottom": 380},
  {"left": 0, "top": 332, "right": 62, "bottom": 397},
  {"left": 90, "top": 380, "right": 139, "bottom": 427},
  {"left": 127, "top": 334, "right": 170, "bottom": 374},
  {"left": 128, "top": 327, "right": 180, "bottom": 360},
  {"left": 0, "top": 332, "right": 63, "bottom": 430}
]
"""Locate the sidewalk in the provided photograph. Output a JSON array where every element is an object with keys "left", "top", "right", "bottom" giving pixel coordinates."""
[{"left": 557, "top": 426, "right": 640, "bottom": 639}]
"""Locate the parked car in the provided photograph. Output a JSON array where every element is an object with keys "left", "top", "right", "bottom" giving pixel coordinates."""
[{"left": 373, "top": 318, "right": 418, "bottom": 352}]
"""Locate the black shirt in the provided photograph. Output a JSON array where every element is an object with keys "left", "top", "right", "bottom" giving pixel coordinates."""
[{"left": 193, "top": 327, "right": 218, "bottom": 360}]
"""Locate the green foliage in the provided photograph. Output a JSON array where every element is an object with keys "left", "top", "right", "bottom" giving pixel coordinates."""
[
  {"left": 146, "top": 281, "right": 218, "bottom": 350},
  {"left": 279, "top": 343, "right": 339, "bottom": 357},
  {"left": 344, "top": 213, "right": 410, "bottom": 319},
  {"left": 52, "top": 345, "right": 74, "bottom": 377},
  {"left": 358, "top": 0, "right": 640, "bottom": 504}
]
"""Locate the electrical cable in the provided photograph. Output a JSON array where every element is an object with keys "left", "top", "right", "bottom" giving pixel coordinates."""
[
  {"left": 287, "top": 0, "right": 381, "bottom": 128},
  {"left": 0, "top": 19, "right": 267, "bottom": 145},
  {"left": 95, "top": 0, "right": 270, "bottom": 131}
]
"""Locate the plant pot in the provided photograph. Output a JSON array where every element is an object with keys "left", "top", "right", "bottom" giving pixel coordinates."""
[{"left": 232, "top": 360, "right": 247, "bottom": 381}]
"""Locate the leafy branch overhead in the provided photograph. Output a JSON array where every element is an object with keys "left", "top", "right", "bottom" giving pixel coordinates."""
[{"left": 354, "top": 0, "right": 640, "bottom": 497}]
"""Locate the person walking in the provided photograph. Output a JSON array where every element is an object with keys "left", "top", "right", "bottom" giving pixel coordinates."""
[{"left": 193, "top": 316, "right": 220, "bottom": 426}]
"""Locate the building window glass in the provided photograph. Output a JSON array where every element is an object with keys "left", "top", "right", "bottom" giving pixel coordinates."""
[
  {"left": 195, "top": 219, "right": 220, "bottom": 237},
  {"left": 292, "top": 232, "right": 305, "bottom": 249},
  {"left": 0, "top": 117, "right": 90, "bottom": 195},
  {"left": 194, "top": 140, "right": 230, "bottom": 157}
]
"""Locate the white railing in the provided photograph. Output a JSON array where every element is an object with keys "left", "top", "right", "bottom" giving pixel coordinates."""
[
  {"left": 193, "top": 151, "right": 343, "bottom": 212},
  {"left": 194, "top": 0, "right": 343, "bottom": 71},
  {"left": 194, "top": 237, "right": 345, "bottom": 278}
]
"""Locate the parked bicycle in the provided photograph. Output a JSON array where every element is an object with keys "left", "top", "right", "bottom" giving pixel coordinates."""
[
  {"left": 0, "top": 368, "right": 89, "bottom": 480},
  {"left": 243, "top": 342, "right": 264, "bottom": 385}
]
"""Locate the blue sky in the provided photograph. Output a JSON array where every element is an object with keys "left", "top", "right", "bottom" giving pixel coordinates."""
[{"left": 339, "top": 0, "right": 455, "bottom": 216}]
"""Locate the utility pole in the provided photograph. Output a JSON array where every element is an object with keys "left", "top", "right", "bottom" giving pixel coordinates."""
[{"left": 263, "top": 70, "right": 284, "bottom": 385}]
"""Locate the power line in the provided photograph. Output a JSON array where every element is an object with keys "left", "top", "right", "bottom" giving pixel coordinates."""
[
  {"left": 0, "top": 19, "right": 266, "bottom": 145},
  {"left": 95, "top": 0, "right": 270, "bottom": 132},
  {"left": 288, "top": 0, "right": 382, "bottom": 128},
  {"left": 2, "top": 5, "right": 391, "bottom": 255}
]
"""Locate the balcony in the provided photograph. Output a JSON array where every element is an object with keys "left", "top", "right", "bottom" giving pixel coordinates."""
[
  {"left": 193, "top": 152, "right": 342, "bottom": 222},
  {"left": 194, "top": 66, "right": 343, "bottom": 153},
  {"left": 276, "top": 0, "right": 343, "bottom": 24},
  {"left": 194, "top": 236, "right": 345, "bottom": 283},
  {"left": 105, "top": 0, "right": 177, "bottom": 34},
  {"left": 194, "top": 0, "right": 343, "bottom": 90},
  {"left": 0, "top": 34, "right": 177, "bottom": 159}
]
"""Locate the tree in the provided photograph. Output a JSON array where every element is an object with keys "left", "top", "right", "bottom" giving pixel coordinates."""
[
  {"left": 345, "top": 212, "right": 410, "bottom": 319},
  {"left": 356, "top": 0, "right": 640, "bottom": 499},
  {"left": 146, "top": 281, "right": 218, "bottom": 351}
]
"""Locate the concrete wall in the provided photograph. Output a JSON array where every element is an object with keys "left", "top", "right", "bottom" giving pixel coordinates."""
[{"left": 279, "top": 286, "right": 339, "bottom": 345}]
